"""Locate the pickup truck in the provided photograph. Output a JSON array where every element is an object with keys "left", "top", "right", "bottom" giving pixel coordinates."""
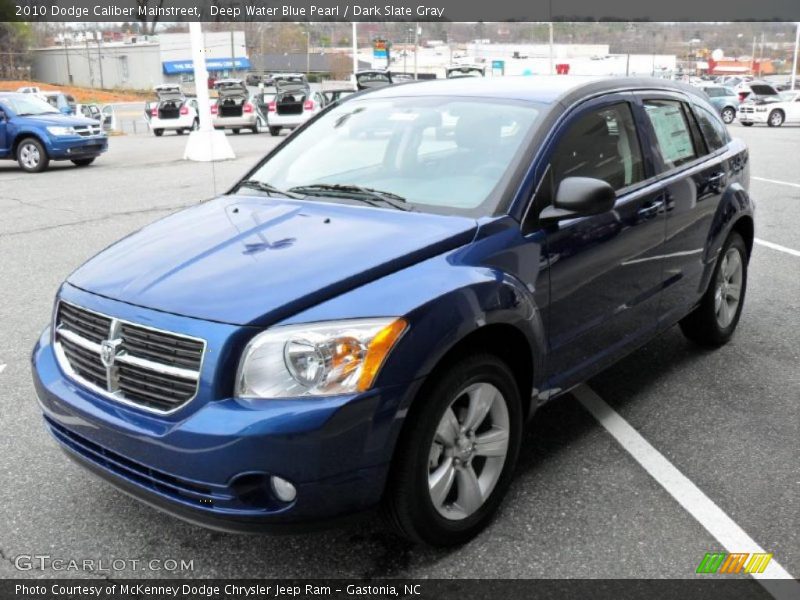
[{"left": 0, "top": 92, "right": 108, "bottom": 173}]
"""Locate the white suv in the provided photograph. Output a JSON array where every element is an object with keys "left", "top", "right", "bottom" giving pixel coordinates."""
[{"left": 265, "top": 78, "right": 326, "bottom": 136}]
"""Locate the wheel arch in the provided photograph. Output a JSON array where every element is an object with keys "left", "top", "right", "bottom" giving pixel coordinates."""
[{"left": 12, "top": 131, "right": 48, "bottom": 156}]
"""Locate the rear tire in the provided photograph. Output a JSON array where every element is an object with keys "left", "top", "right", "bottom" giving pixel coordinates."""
[
  {"left": 721, "top": 107, "right": 736, "bottom": 124},
  {"left": 232, "top": 128, "right": 241, "bottom": 135},
  {"left": 71, "top": 158, "right": 95, "bottom": 167},
  {"left": 383, "top": 354, "right": 522, "bottom": 546},
  {"left": 269, "top": 127, "right": 281, "bottom": 136},
  {"left": 176, "top": 129, "right": 185, "bottom": 135},
  {"left": 251, "top": 125, "right": 259, "bottom": 134},
  {"left": 679, "top": 231, "right": 748, "bottom": 347},
  {"left": 741, "top": 122, "right": 754, "bottom": 127},
  {"left": 153, "top": 129, "right": 163, "bottom": 137},
  {"left": 768, "top": 110, "right": 784, "bottom": 127},
  {"left": 16, "top": 137, "right": 49, "bottom": 173}
]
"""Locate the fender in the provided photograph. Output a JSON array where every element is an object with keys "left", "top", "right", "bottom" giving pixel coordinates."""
[
  {"left": 280, "top": 217, "right": 547, "bottom": 399},
  {"left": 698, "top": 143, "right": 755, "bottom": 296}
]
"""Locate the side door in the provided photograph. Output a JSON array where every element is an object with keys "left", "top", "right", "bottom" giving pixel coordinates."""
[
  {"left": 528, "top": 95, "right": 668, "bottom": 390},
  {"left": 635, "top": 93, "right": 727, "bottom": 327},
  {"left": 787, "top": 94, "right": 800, "bottom": 122},
  {"left": 0, "top": 106, "right": 9, "bottom": 155}
]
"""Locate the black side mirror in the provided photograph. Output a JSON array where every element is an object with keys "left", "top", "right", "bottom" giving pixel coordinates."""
[{"left": 539, "top": 177, "right": 616, "bottom": 224}]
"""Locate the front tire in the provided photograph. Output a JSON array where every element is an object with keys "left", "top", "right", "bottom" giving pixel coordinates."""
[
  {"left": 680, "top": 231, "right": 748, "bottom": 347},
  {"left": 17, "top": 137, "right": 49, "bottom": 173},
  {"left": 768, "top": 110, "right": 784, "bottom": 127},
  {"left": 721, "top": 107, "right": 736, "bottom": 124},
  {"left": 383, "top": 354, "right": 522, "bottom": 546}
]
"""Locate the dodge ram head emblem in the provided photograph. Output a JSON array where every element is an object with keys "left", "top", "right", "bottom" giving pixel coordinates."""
[{"left": 100, "top": 340, "right": 118, "bottom": 368}]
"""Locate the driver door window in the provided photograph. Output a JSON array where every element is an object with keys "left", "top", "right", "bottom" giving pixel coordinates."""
[{"left": 551, "top": 102, "right": 644, "bottom": 193}]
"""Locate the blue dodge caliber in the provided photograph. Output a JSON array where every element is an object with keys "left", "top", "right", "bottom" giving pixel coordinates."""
[{"left": 33, "top": 77, "right": 753, "bottom": 546}]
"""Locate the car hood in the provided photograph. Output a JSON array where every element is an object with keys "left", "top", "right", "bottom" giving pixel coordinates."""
[
  {"left": 67, "top": 195, "right": 478, "bottom": 326},
  {"left": 17, "top": 113, "right": 99, "bottom": 127}
]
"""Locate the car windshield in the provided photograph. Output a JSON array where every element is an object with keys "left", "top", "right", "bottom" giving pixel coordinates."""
[
  {"left": 244, "top": 96, "right": 544, "bottom": 216},
  {"left": 0, "top": 94, "right": 60, "bottom": 116}
]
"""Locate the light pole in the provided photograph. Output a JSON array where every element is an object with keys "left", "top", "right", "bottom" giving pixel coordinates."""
[
  {"left": 791, "top": 22, "right": 799, "bottom": 90},
  {"left": 183, "top": 22, "right": 234, "bottom": 162}
]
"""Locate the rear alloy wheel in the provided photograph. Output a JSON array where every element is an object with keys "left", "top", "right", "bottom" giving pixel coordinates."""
[
  {"left": 680, "top": 231, "right": 748, "bottom": 347},
  {"left": 768, "top": 110, "right": 784, "bottom": 127},
  {"left": 71, "top": 158, "right": 95, "bottom": 167},
  {"left": 384, "top": 354, "right": 522, "bottom": 546},
  {"left": 721, "top": 107, "right": 736, "bottom": 124},
  {"left": 17, "top": 138, "right": 49, "bottom": 173}
]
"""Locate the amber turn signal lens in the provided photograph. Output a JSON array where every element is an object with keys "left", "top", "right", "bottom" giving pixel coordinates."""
[{"left": 357, "top": 318, "right": 408, "bottom": 392}]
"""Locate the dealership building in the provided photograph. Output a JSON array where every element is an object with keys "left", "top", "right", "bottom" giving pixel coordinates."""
[{"left": 31, "top": 31, "right": 250, "bottom": 90}]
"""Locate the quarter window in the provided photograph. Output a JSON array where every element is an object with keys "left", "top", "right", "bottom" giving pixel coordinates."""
[
  {"left": 550, "top": 102, "right": 644, "bottom": 191},
  {"left": 643, "top": 100, "right": 699, "bottom": 169},
  {"left": 693, "top": 104, "right": 729, "bottom": 151}
]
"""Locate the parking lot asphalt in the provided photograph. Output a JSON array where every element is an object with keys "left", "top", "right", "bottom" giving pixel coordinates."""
[{"left": 0, "top": 123, "right": 797, "bottom": 581}]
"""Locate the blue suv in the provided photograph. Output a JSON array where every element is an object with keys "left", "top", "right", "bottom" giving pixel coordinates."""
[
  {"left": 32, "top": 77, "right": 753, "bottom": 546},
  {"left": 0, "top": 92, "right": 108, "bottom": 172}
]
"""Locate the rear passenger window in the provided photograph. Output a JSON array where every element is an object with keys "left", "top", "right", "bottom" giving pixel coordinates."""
[
  {"left": 643, "top": 100, "right": 698, "bottom": 169},
  {"left": 551, "top": 103, "right": 644, "bottom": 191},
  {"left": 693, "top": 105, "right": 729, "bottom": 151}
]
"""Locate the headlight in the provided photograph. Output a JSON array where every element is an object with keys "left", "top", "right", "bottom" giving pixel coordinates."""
[
  {"left": 236, "top": 318, "right": 408, "bottom": 399},
  {"left": 46, "top": 126, "right": 76, "bottom": 136}
]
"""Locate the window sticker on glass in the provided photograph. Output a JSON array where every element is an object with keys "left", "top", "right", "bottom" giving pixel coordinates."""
[{"left": 644, "top": 101, "right": 697, "bottom": 168}]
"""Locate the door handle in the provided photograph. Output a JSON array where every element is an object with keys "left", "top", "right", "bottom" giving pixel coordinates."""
[
  {"left": 708, "top": 172, "right": 726, "bottom": 185},
  {"left": 637, "top": 200, "right": 665, "bottom": 219}
]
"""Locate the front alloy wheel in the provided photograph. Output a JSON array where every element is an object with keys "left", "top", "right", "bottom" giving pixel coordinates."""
[
  {"left": 721, "top": 107, "right": 735, "bottom": 124},
  {"left": 428, "top": 383, "right": 510, "bottom": 520},
  {"left": 17, "top": 138, "right": 49, "bottom": 173},
  {"left": 384, "top": 354, "right": 522, "bottom": 546},
  {"left": 768, "top": 110, "right": 784, "bottom": 127}
]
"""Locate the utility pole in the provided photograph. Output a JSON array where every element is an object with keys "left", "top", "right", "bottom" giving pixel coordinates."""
[
  {"left": 758, "top": 32, "right": 765, "bottom": 77},
  {"left": 549, "top": 22, "right": 554, "bottom": 75},
  {"left": 352, "top": 22, "right": 358, "bottom": 78},
  {"left": 97, "top": 30, "right": 104, "bottom": 89},
  {"left": 751, "top": 36, "right": 757, "bottom": 75},
  {"left": 306, "top": 29, "right": 311, "bottom": 76},
  {"left": 63, "top": 24, "right": 73, "bottom": 84},
  {"left": 230, "top": 24, "right": 236, "bottom": 76},
  {"left": 791, "top": 22, "right": 799, "bottom": 90},
  {"left": 413, "top": 24, "right": 418, "bottom": 79},
  {"left": 84, "top": 28, "right": 95, "bottom": 88}
]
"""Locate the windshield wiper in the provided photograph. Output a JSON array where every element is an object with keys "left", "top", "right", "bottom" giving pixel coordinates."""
[
  {"left": 237, "top": 179, "right": 302, "bottom": 199},
  {"left": 288, "top": 184, "right": 412, "bottom": 211}
]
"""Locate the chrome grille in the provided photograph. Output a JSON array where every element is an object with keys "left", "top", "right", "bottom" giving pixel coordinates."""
[
  {"left": 74, "top": 124, "right": 103, "bottom": 137},
  {"left": 54, "top": 301, "right": 205, "bottom": 413}
]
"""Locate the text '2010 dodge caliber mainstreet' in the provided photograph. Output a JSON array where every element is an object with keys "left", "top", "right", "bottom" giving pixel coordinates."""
[{"left": 33, "top": 77, "right": 753, "bottom": 546}]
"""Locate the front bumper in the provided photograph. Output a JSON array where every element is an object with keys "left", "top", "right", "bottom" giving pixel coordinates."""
[
  {"left": 32, "top": 288, "right": 421, "bottom": 530},
  {"left": 737, "top": 110, "right": 769, "bottom": 124},
  {"left": 48, "top": 135, "right": 108, "bottom": 160}
]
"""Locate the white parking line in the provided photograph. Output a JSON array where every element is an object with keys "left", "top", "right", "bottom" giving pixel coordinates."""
[
  {"left": 755, "top": 238, "right": 800, "bottom": 258},
  {"left": 753, "top": 176, "right": 800, "bottom": 189},
  {"left": 573, "top": 385, "right": 798, "bottom": 598}
]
